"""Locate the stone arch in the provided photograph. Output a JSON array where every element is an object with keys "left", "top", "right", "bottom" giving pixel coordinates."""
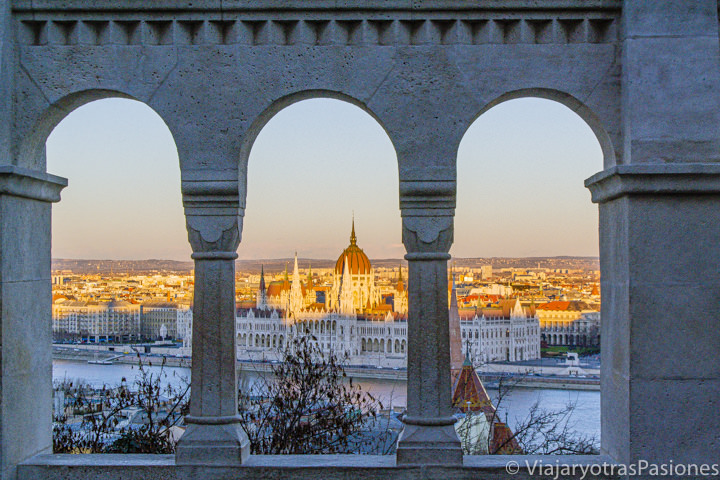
[
  {"left": 237, "top": 90, "right": 400, "bottom": 218},
  {"left": 18, "top": 89, "right": 182, "bottom": 172},
  {"left": 463, "top": 88, "right": 617, "bottom": 168}
]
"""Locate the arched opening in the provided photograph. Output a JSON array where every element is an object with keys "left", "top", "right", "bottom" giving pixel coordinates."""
[
  {"left": 454, "top": 95, "right": 605, "bottom": 453},
  {"left": 47, "top": 97, "right": 186, "bottom": 261},
  {"left": 235, "top": 96, "right": 405, "bottom": 451},
  {"left": 45, "top": 96, "right": 191, "bottom": 452}
]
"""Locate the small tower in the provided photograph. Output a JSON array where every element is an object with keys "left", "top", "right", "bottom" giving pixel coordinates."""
[
  {"left": 449, "top": 273, "right": 464, "bottom": 373},
  {"left": 256, "top": 265, "right": 268, "bottom": 309},
  {"left": 395, "top": 265, "right": 408, "bottom": 314},
  {"left": 289, "top": 252, "right": 304, "bottom": 317},
  {"left": 305, "top": 263, "right": 316, "bottom": 305}
]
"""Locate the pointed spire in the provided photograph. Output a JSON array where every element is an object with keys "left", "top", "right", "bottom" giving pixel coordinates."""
[
  {"left": 290, "top": 252, "right": 303, "bottom": 316},
  {"left": 350, "top": 214, "right": 357, "bottom": 245},
  {"left": 257, "top": 265, "right": 267, "bottom": 309},
  {"left": 449, "top": 272, "right": 463, "bottom": 371},
  {"left": 284, "top": 262, "right": 289, "bottom": 282},
  {"left": 307, "top": 262, "right": 313, "bottom": 288}
]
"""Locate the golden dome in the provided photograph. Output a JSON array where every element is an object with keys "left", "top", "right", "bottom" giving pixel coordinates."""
[{"left": 335, "top": 219, "right": 372, "bottom": 275}]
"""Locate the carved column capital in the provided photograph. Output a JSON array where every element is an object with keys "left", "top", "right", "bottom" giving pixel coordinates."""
[
  {"left": 186, "top": 216, "right": 241, "bottom": 257},
  {"left": 400, "top": 179, "right": 455, "bottom": 254},
  {"left": 183, "top": 178, "right": 243, "bottom": 255},
  {"left": 402, "top": 215, "right": 453, "bottom": 255}
]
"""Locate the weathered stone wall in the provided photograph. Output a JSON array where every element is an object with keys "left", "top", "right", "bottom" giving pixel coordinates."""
[{"left": 1, "top": 1, "right": 719, "bottom": 479}]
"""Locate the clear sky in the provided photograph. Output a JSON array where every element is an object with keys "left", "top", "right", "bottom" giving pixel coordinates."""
[{"left": 47, "top": 97, "right": 602, "bottom": 261}]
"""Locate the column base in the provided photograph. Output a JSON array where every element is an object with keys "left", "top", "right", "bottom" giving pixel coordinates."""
[
  {"left": 175, "top": 420, "right": 250, "bottom": 466},
  {"left": 396, "top": 423, "right": 463, "bottom": 465}
]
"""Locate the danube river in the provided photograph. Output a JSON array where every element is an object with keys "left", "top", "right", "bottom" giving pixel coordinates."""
[{"left": 53, "top": 359, "right": 600, "bottom": 441}]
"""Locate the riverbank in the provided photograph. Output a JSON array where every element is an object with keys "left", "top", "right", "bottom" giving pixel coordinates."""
[{"left": 53, "top": 346, "right": 599, "bottom": 390}]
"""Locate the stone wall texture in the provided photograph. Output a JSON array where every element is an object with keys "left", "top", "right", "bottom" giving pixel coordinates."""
[{"left": 1, "top": 1, "right": 719, "bottom": 479}]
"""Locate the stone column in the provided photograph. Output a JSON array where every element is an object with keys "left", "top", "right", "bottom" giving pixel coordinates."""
[
  {"left": 0, "top": 166, "right": 66, "bottom": 480},
  {"left": 396, "top": 180, "right": 462, "bottom": 465},
  {"left": 175, "top": 179, "right": 250, "bottom": 465},
  {"left": 591, "top": 0, "right": 720, "bottom": 467},
  {"left": 587, "top": 165, "right": 720, "bottom": 467}
]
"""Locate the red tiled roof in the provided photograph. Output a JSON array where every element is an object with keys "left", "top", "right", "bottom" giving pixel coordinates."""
[
  {"left": 491, "top": 422, "right": 523, "bottom": 454},
  {"left": 536, "top": 300, "right": 591, "bottom": 311},
  {"left": 452, "top": 358, "right": 495, "bottom": 417}
]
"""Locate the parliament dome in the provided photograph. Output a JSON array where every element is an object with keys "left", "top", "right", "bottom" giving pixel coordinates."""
[{"left": 335, "top": 220, "right": 372, "bottom": 275}]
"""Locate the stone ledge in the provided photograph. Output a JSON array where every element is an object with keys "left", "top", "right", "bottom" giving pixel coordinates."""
[
  {"left": 0, "top": 165, "right": 67, "bottom": 203},
  {"left": 585, "top": 164, "right": 720, "bottom": 203},
  {"left": 18, "top": 454, "right": 620, "bottom": 480},
  {"left": 12, "top": 0, "right": 622, "bottom": 13}
]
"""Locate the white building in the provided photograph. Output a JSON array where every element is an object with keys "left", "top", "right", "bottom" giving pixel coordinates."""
[
  {"left": 232, "top": 225, "right": 540, "bottom": 367},
  {"left": 52, "top": 299, "right": 141, "bottom": 343}
]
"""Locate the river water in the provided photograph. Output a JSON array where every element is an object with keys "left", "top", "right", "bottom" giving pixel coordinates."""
[{"left": 53, "top": 359, "right": 600, "bottom": 442}]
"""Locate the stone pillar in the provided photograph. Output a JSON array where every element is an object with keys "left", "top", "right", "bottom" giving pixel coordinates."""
[
  {"left": 175, "top": 179, "right": 249, "bottom": 465},
  {"left": 0, "top": 166, "right": 66, "bottom": 480},
  {"left": 587, "top": 165, "right": 720, "bottom": 467},
  {"left": 396, "top": 180, "right": 462, "bottom": 465},
  {"left": 621, "top": 0, "right": 720, "bottom": 164},
  {"left": 592, "top": 0, "right": 720, "bottom": 467}
]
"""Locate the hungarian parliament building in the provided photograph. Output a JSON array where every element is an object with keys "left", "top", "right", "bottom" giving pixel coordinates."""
[{"left": 222, "top": 222, "right": 541, "bottom": 368}]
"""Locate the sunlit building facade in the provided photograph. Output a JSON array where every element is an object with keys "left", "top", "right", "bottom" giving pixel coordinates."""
[{"left": 235, "top": 223, "right": 540, "bottom": 366}]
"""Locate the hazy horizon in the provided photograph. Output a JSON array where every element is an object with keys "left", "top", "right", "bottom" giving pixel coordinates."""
[{"left": 52, "top": 254, "right": 601, "bottom": 262}]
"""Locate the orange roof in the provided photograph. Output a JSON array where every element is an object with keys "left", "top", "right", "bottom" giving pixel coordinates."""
[
  {"left": 491, "top": 422, "right": 523, "bottom": 454},
  {"left": 459, "top": 309, "right": 476, "bottom": 321},
  {"left": 536, "top": 300, "right": 591, "bottom": 311},
  {"left": 266, "top": 280, "right": 290, "bottom": 297},
  {"left": 481, "top": 308, "right": 503, "bottom": 317},
  {"left": 335, "top": 219, "right": 372, "bottom": 275}
]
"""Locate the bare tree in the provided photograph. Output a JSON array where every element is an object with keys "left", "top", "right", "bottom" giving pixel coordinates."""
[
  {"left": 238, "top": 333, "right": 386, "bottom": 454},
  {"left": 53, "top": 352, "right": 189, "bottom": 453},
  {"left": 484, "top": 376, "right": 599, "bottom": 455},
  {"left": 104, "top": 354, "right": 189, "bottom": 453}
]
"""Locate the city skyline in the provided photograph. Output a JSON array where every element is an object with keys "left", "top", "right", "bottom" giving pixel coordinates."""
[{"left": 47, "top": 97, "right": 602, "bottom": 261}]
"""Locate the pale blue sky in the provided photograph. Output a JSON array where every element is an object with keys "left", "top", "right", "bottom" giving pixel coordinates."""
[{"left": 47, "top": 97, "right": 602, "bottom": 261}]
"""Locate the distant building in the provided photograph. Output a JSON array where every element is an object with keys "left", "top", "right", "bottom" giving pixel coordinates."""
[
  {"left": 140, "top": 302, "right": 180, "bottom": 340},
  {"left": 457, "top": 297, "right": 541, "bottom": 364},
  {"left": 52, "top": 299, "right": 141, "bottom": 343},
  {"left": 536, "top": 301, "right": 600, "bottom": 347},
  {"left": 230, "top": 220, "right": 540, "bottom": 367}
]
